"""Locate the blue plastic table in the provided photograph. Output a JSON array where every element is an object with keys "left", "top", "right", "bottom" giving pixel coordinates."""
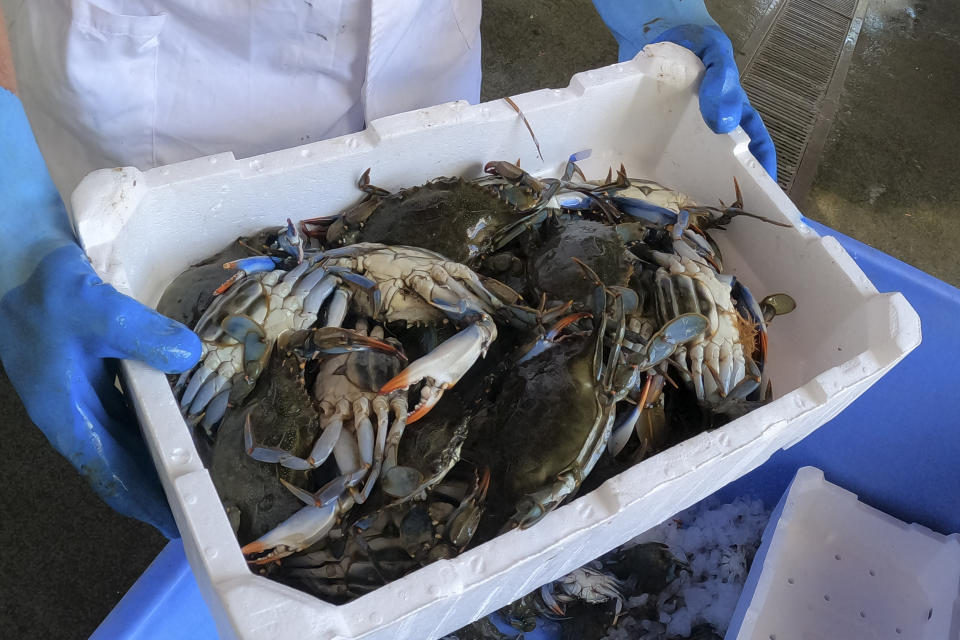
[{"left": 91, "top": 221, "right": 960, "bottom": 640}]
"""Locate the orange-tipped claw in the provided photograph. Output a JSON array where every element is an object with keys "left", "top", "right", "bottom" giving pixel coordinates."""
[
  {"left": 477, "top": 467, "right": 491, "bottom": 501},
  {"left": 213, "top": 272, "right": 244, "bottom": 296},
  {"left": 545, "top": 311, "right": 592, "bottom": 339},
  {"left": 378, "top": 369, "right": 413, "bottom": 396},
  {"left": 378, "top": 322, "right": 488, "bottom": 423},
  {"left": 405, "top": 388, "right": 445, "bottom": 424},
  {"left": 240, "top": 540, "right": 265, "bottom": 555},
  {"left": 307, "top": 327, "right": 406, "bottom": 359},
  {"left": 637, "top": 375, "right": 653, "bottom": 408},
  {"left": 353, "top": 334, "right": 405, "bottom": 356},
  {"left": 241, "top": 541, "right": 286, "bottom": 566}
]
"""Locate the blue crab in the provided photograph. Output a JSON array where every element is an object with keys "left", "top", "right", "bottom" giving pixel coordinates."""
[{"left": 176, "top": 239, "right": 513, "bottom": 429}]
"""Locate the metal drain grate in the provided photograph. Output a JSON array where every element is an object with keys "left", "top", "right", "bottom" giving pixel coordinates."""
[
  {"left": 739, "top": 0, "right": 865, "bottom": 193},
  {"left": 811, "top": 0, "right": 857, "bottom": 18}
]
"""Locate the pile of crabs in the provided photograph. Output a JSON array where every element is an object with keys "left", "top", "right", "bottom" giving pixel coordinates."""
[{"left": 160, "top": 152, "right": 795, "bottom": 605}]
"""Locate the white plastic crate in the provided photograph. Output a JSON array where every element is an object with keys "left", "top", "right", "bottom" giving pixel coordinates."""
[
  {"left": 71, "top": 43, "right": 921, "bottom": 640},
  {"left": 727, "top": 467, "right": 960, "bottom": 640}
]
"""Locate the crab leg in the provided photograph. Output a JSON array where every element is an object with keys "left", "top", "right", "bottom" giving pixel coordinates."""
[
  {"left": 179, "top": 257, "right": 345, "bottom": 420},
  {"left": 310, "top": 403, "right": 346, "bottom": 467},
  {"left": 324, "top": 289, "right": 351, "bottom": 327},
  {"left": 357, "top": 396, "right": 391, "bottom": 504},
  {"left": 380, "top": 397, "right": 409, "bottom": 475},
  {"left": 200, "top": 388, "right": 232, "bottom": 434}
]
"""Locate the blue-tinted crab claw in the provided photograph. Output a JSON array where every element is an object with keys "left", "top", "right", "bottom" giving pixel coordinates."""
[
  {"left": 379, "top": 318, "right": 496, "bottom": 423},
  {"left": 731, "top": 278, "right": 786, "bottom": 400},
  {"left": 214, "top": 256, "right": 283, "bottom": 295},
  {"left": 276, "top": 218, "right": 305, "bottom": 263},
  {"left": 672, "top": 209, "right": 691, "bottom": 240},
  {"left": 241, "top": 478, "right": 352, "bottom": 565},
  {"left": 609, "top": 196, "right": 678, "bottom": 226},
  {"left": 539, "top": 583, "right": 568, "bottom": 617},
  {"left": 562, "top": 149, "right": 591, "bottom": 182}
]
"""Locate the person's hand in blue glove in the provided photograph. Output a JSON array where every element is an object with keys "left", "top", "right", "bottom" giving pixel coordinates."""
[
  {"left": 0, "top": 87, "right": 202, "bottom": 538},
  {"left": 592, "top": 0, "right": 778, "bottom": 181}
]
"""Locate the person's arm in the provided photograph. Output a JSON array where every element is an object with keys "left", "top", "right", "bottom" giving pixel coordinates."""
[
  {"left": 0, "top": 4, "right": 200, "bottom": 537},
  {"left": 592, "top": 0, "right": 777, "bottom": 180}
]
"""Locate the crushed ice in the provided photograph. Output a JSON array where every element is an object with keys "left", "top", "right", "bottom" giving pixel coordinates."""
[
  {"left": 600, "top": 497, "right": 770, "bottom": 639},
  {"left": 446, "top": 496, "right": 770, "bottom": 639}
]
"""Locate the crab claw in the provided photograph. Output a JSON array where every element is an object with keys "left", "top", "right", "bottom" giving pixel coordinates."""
[
  {"left": 540, "top": 584, "right": 567, "bottom": 616},
  {"left": 240, "top": 500, "right": 338, "bottom": 565},
  {"left": 379, "top": 321, "right": 493, "bottom": 423},
  {"left": 277, "top": 218, "right": 305, "bottom": 263},
  {"left": 517, "top": 311, "right": 592, "bottom": 364},
  {"left": 295, "top": 326, "right": 405, "bottom": 360},
  {"left": 215, "top": 256, "right": 282, "bottom": 295}
]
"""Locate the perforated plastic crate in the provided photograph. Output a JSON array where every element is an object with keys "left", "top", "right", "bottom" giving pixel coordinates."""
[
  {"left": 72, "top": 43, "right": 921, "bottom": 640},
  {"left": 727, "top": 467, "right": 960, "bottom": 640}
]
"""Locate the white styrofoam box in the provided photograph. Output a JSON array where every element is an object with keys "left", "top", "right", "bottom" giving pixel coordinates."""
[
  {"left": 71, "top": 43, "right": 920, "bottom": 640},
  {"left": 727, "top": 467, "right": 960, "bottom": 640}
]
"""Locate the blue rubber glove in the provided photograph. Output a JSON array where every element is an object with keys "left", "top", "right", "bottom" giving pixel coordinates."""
[
  {"left": 592, "top": 0, "right": 778, "bottom": 180},
  {"left": 0, "top": 88, "right": 202, "bottom": 538}
]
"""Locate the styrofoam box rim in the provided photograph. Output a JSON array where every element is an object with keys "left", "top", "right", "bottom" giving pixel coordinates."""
[
  {"left": 72, "top": 43, "right": 921, "bottom": 640},
  {"left": 728, "top": 467, "right": 960, "bottom": 640}
]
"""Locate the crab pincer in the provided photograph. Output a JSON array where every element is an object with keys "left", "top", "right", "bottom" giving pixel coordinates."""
[
  {"left": 378, "top": 317, "right": 496, "bottom": 423},
  {"left": 314, "top": 244, "right": 509, "bottom": 424},
  {"left": 241, "top": 478, "right": 359, "bottom": 565}
]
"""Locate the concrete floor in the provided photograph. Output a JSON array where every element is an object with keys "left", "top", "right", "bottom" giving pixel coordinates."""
[{"left": 2, "top": 1, "right": 957, "bottom": 638}]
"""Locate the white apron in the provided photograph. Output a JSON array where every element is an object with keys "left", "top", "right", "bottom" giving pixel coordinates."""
[{"left": 1, "top": 0, "right": 482, "bottom": 203}]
